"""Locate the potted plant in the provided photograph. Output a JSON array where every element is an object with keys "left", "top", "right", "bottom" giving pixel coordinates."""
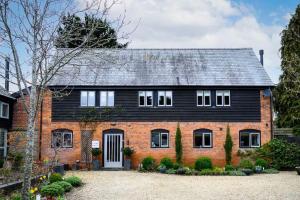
[
  {"left": 123, "top": 147, "right": 134, "bottom": 170},
  {"left": 296, "top": 166, "right": 300, "bottom": 175},
  {"left": 92, "top": 148, "right": 102, "bottom": 170}
]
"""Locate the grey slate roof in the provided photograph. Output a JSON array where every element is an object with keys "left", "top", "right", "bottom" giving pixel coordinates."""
[
  {"left": 49, "top": 48, "right": 274, "bottom": 87},
  {"left": 0, "top": 85, "right": 15, "bottom": 99}
]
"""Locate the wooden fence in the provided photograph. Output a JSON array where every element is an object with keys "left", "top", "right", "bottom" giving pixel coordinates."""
[{"left": 274, "top": 128, "right": 300, "bottom": 145}]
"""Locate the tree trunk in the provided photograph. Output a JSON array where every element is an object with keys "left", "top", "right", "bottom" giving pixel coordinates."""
[{"left": 21, "top": 85, "right": 37, "bottom": 199}]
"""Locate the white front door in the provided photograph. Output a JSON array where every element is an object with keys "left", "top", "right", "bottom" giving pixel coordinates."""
[{"left": 104, "top": 133, "right": 123, "bottom": 168}]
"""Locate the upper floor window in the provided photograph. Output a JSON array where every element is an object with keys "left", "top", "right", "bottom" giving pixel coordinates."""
[
  {"left": 100, "top": 91, "right": 114, "bottom": 107},
  {"left": 151, "top": 129, "right": 169, "bottom": 148},
  {"left": 197, "top": 90, "right": 211, "bottom": 106},
  {"left": 139, "top": 91, "right": 153, "bottom": 107},
  {"left": 0, "top": 102, "right": 9, "bottom": 119},
  {"left": 51, "top": 129, "right": 73, "bottom": 148},
  {"left": 240, "top": 129, "right": 260, "bottom": 148},
  {"left": 216, "top": 90, "right": 230, "bottom": 106},
  {"left": 158, "top": 91, "right": 172, "bottom": 106},
  {"left": 193, "top": 129, "right": 212, "bottom": 148},
  {"left": 80, "top": 91, "right": 95, "bottom": 107}
]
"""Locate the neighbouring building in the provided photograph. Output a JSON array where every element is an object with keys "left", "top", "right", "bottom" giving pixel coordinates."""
[{"left": 10, "top": 48, "right": 274, "bottom": 168}]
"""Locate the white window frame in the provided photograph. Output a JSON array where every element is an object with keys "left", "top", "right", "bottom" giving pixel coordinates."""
[
  {"left": 240, "top": 132, "right": 260, "bottom": 148},
  {"left": 52, "top": 130, "right": 73, "bottom": 148},
  {"left": 0, "top": 102, "right": 9, "bottom": 119},
  {"left": 151, "top": 131, "right": 169, "bottom": 148},
  {"left": 0, "top": 128, "right": 7, "bottom": 158},
  {"left": 216, "top": 90, "right": 230, "bottom": 106},
  {"left": 197, "top": 90, "right": 211, "bottom": 106},
  {"left": 100, "top": 91, "right": 115, "bottom": 107},
  {"left": 139, "top": 91, "right": 153, "bottom": 107},
  {"left": 194, "top": 132, "right": 212, "bottom": 148},
  {"left": 80, "top": 91, "right": 95, "bottom": 107},
  {"left": 158, "top": 91, "right": 173, "bottom": 107}
]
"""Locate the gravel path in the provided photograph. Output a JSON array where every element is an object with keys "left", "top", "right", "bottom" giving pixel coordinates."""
[{"left": 66, "top": 171, "right": 300, "bottom": 200}]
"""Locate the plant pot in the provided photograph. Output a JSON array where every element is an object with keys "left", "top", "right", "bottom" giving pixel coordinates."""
[
  {"left": 296, "top": 167, "right": 300, "bottom": 175},
  {"left": 255, "top": 166, "right": 263, "bottom": 174},
  {"left": 92, "top": 160, "right": 100, "bottom": 170},
  {"left": 124, "top": 159, "right": 131, "bottom": 170},
  {"left": 53, "top": 163, "right": 65, "bottom": 175}
]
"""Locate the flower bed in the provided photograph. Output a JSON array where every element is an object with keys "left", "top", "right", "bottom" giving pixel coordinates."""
[{"left": 138, "top": 156, "right": 279, "bottom": 176}]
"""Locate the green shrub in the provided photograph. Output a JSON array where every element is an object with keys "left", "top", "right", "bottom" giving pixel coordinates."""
[
  {"left": 64, "top": 176, "right": 82, "bottom": 187},
  {"left": 55, "top": 181, "right": 73, "bottom": 192},
  {"left": 239, "top": 159, "right": 254, "bottom": 170},
  {"left": 91, "top": 148, "right": 101, "bottom": 157},
  {"left": 123, "top": 147, "right": 134, "bottom": 158},
  {"left": 173, "top": 163, "right": 181, "bottom": 170},
  {"left": 49, "top": 173, "right": 63, "bottom": 183},
  {"left": 11, "top": 152, "right": 23, "bottom": 170},
  {"left": 194, "top": 157, "right": 213, "bottom": 171},
  {"left": 256, "top": 138, "right": 300, "bottom": 169},
  {"left": 228, "top": 170, "right": 246, "bottom": 176},
  {"left": 141, "top": 156, "right": 156, "bottom": 171},
  {"left": 255, "top": 158, "right": 269, "bottom": 169},
  {"left": 176, "top": 167, "right": 191, "bottom": 175},
  {"left": 166, "top": 169, "right": 176, "bottom": 174},
  {"left": 225, "top": 165, "right": 235, "bottom": 171},
  {"left": 199, "top": 169, "right": 228, "bottom": 176},
  {"left": 261, "top": 168, "right": 280, "bottom": 174},
  {"left": 224, "top": 125, "right": 233, "bottom": 164},
  {"left": 175, "top": 124, "right": 183, "bottom": 163},
  {"left": 11, "top": 192, "right": 22, "bottom": 200},
  {"left": 157, "top": 164, "right": 167, "bottom": 173},
  {"left": 160, "top": 157, "right": 173, "bottom": 169},
  {"left": 41, "top": 183, "right": 64, "bottom": 197}
]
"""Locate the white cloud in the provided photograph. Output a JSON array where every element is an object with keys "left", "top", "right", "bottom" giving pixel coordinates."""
[{"left": 78, "top": 0, "right": 284, "bottom": 83}]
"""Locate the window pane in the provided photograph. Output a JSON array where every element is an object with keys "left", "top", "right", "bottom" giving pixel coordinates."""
[
  {"left": 52, "top": 132, "right": 62, "bottom": 148},
  {"left": 151, "top": 132, "right": 160, "bottom": 147},
  {"left": 217, "top": 95, "right": 223, "bottom": 106},
  {"left": 88, "top": 91, "right": 95, "bottom": 106},
  {"left": 204, "top": 133, "right": 211, "bottom": 147},
  {"left": 161, "top": 133, "right": 168, "bottom": 147},
  {"left": 108, "top": 91, "right": 114, "bottom": 107},
  {"left": 197, "top": 91, "right": 203, "bottom": 106},
  {"left": 63, "top": 133, "right": 72, "bottom": 147},
  {"left": 224, "top": 91, "right": 230, "bottom": 106},
  {"left": 166, "top": 91, "right": 172, "bottom": 106},
  {"left": 194, "top": 133, "right": 203, "bottom": 147},
  {"left": 240, "top": 133, "right": 250, "bottom": 147},
  {"left": 139, "top": 91, "right": 145, "bottom": 106},
  {"left": 204, "top": 91, "right": 210, "bottom": 106},
  {"left": 81, "top": 91, "right": 87, "bottom": 106},
  {"left": 158, "top": 91, "right": 165, "bottom": 106},
  {"left": 2, "top": 104, "right": 8, "bottom": 117},
  {"left": 146, "top": 91, "right": 153, "bottom": 106},
  {"left": 251, "top": 133, "right": 260, "bottom": 147},
  {"left": 100, "top": 91, "right": 107, "bottom": 106}
]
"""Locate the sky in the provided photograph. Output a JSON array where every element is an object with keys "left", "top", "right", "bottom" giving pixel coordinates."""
[
  {"left": 0, "top": 0, "right": 299, "bottom": 91},
  {"left": 100, "top": 0, "right": 299, "bottom": 84}
]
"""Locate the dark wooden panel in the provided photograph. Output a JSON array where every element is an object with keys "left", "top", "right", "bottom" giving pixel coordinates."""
[{"left": 51, "top": 87, "right": 261, "bottom": 122}]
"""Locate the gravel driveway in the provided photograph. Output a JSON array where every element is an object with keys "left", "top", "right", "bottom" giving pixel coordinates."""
[{"left": 66, "top": 171, "right": 300, "bottom": 200}]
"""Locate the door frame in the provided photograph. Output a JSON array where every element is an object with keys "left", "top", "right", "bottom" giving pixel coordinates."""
[{"left": 102, "top": 129, "right": 124, "bottom": 168}]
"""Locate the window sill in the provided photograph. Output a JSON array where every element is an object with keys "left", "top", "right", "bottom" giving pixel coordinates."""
[
  {"left": 151, "top": 147, "right": 170, "bottom": 149},
  {"left": 193, "top": 146, "right": 213, "bottom": 149}
]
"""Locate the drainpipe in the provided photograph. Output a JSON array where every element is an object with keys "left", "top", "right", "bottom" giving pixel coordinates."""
[
  {"left": 39, "top": 99, "right": 43, "bottom": 161},
  {"left": 270, "top": 88, "right": 274, "bottom": 139}
]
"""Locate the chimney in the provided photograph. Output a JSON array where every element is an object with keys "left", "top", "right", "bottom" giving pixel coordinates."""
[
  {"left": 5, "top": 57, "right": 9, "bottom": 91},
  {"left": 259, "top": 49, "right": 264, "bottom": 66}
]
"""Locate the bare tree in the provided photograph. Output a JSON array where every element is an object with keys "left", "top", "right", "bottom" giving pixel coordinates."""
[{"left": 0, "top": 0, "right": 130, "bottom": 198}]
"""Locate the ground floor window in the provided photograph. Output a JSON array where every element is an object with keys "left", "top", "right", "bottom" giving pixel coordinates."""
[
  {"left": 51, "top": 129, "right": 73, "bottom": 148},
  {"left": 240, "top": 129, "right": 261, "bottom": 148},
  {"left": 193, "top": 129, "right": 212, "bottom": 148},
  {"left": 0, "top": 129, "right": 7, "bottom": 159},
  {"left": 151, "top": 129, "right": 169, "bottom": 148}
]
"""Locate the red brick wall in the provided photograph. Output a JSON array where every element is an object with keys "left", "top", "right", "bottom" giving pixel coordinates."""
[{"left": 39, "top": 90, "right": 272, "bottom": 168}]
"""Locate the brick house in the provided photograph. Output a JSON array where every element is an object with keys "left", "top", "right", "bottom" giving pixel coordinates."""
[{"left": 9, "top": 48, "right": 274, "bottom": 169}]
